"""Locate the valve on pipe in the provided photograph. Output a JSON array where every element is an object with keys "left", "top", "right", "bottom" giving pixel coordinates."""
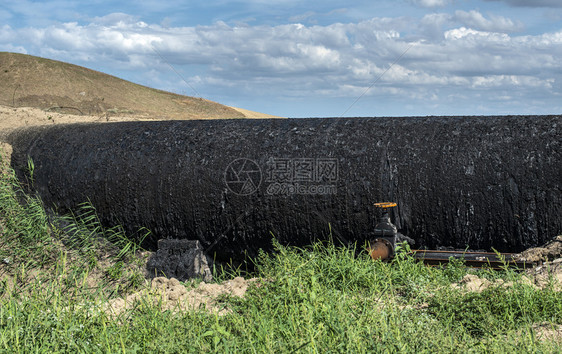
[{"left": 368, "top": 202, "right": 398, "bottom": 260}]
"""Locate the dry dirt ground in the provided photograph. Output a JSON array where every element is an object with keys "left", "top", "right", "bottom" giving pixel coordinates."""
[
  {"left": 0, "top": 104, "right": 163, "bottom": 135},
  {"left": 106, "top": 276, "right": 259, "bottom": 317},
  {"left": 515, "top": 235, "right": 562, "bottom": 263},
  {"left": 0, "top": 104, "right": 277, "bottom": 137},
  {"left": 451, "top": 236, "right": 562, "bottom": 293}
]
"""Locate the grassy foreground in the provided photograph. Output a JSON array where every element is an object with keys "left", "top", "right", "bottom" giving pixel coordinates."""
[{"left": 1, "top": 165, "right": 562, "bottom": 353}]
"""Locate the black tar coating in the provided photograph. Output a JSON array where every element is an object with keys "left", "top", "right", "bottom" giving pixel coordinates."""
[{"left": 7, "top": 116, "right": 561, "bottom": 261}]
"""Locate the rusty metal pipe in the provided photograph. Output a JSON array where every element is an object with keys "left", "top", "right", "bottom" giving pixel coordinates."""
[{"left": 368, "top": 240, "right": 392, "bottom": 260}]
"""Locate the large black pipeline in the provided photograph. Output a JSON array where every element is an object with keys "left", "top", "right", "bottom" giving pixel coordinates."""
[{"left": 7, "top": 116, "right": 561, "bottom": 261}]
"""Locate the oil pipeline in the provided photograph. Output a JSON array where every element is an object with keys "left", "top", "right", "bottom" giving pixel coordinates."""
[{"left": 6, "top": 115, "right": 561, "bottom": 262}]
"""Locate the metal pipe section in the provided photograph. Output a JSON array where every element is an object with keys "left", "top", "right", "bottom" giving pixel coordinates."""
[
  {"left": 368, "top": 240, "right": 392, "bottom": 261},
  {"left": 7, "top": 116, "right": 561, "bottom": 261}
]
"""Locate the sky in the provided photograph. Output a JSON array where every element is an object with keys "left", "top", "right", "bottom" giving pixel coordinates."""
[{"left": 1, "top": 0, "right": 561, "bottom": 117}]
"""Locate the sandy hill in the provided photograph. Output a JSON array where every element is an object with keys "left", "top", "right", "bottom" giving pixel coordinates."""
[{"left": 0, "top": 52, "right": 277, "bottom": 120}]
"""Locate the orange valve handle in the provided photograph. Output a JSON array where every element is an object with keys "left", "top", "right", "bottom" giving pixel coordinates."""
[{"left": 373, "top": 202, "right": 397, "bottom": 209}]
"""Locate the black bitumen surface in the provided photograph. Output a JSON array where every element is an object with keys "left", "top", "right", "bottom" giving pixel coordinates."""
[{"left": 7, "top": 116, "right": 561, "bottom": 261}]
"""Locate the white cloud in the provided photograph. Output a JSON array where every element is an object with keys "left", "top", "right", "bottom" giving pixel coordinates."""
[
  {"left": 453, "top": 10, "right": 524, "bottom": 32},
  {"left": 443, "top": 27, "right": 510, "bottom": 40},
  {"left": 471, "top": 75, "right": 554, "bottom": 89},
  {"left": 2, "top": 11, "right": 561, "bottom": 116},
  {"left": 417, "top": 10, "right": 524, "bottom": 40}
]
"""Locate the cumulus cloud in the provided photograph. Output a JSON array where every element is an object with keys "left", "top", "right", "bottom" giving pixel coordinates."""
[
  {"left": 1, "top": 11, "right": 560, "bottom": 116},
  {"left": 417, "top": 10, "right": 524, "bottom": 38},
  {"left": 453, "top": 10, "right": 524, "bottom": 32}
]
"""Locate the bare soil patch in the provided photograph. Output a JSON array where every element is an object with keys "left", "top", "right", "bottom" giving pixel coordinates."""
[
  {"left": 0, "top": 104, "right": 154, "bottom": 136},
  {"left": 452, "top": 236, "right": 562, "bottom": 293},
  {"left": 531, "top": 322, "right": 562, "bottom": 343},
  {"left": 106, "top": 276, "right": 258, "bottom": 316},
  {"left": 228, "top": 106, "right": 281, "bottom": 118},
  {"left": 515, "top": 235, "right": 562, "bottom": 263}
]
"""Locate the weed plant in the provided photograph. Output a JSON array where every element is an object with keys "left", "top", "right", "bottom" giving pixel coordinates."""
[{"left": 1, "top": 162, "right": 561, "bottom": 352}]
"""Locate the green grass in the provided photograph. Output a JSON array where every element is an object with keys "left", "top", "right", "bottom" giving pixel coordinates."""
[{"left": 1, "top": 162, "right": 561, "bottom": 352}]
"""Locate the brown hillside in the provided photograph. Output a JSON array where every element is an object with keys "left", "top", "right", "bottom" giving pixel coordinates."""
[{"left": 0, "top": 52, "right": 266, "bottom": 119}]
